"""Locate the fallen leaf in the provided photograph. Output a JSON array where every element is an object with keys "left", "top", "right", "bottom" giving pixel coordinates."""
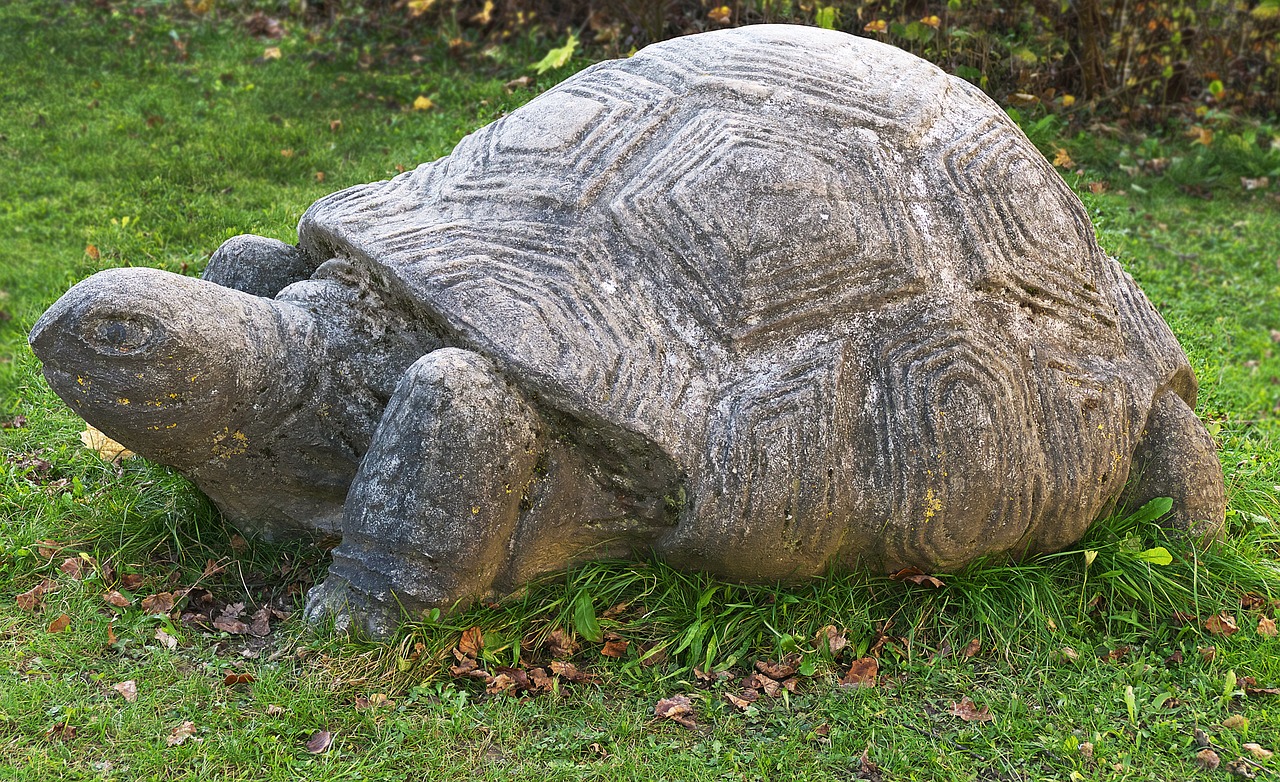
[
  {"left": 1244, "top": 743, "right": 1274, "bottom": 760},
  {"left": 1102, "top": 646, "right": 1130, "bottom": 662},
  {"left": 85, "top": 245, "right": 100, "bottom": 261},
  {"left": 840, "top": 657, "right": 879, "bottom": 689},
  {"left": 60, "top": 556, "right": 89, "bottom": 579},
  {"left": 708, "top": 5, "right": 731, "bottom": 24},
  {"left": 16, "top": 579, "right": 55, "bottom": 611},
  {"left": 1196, "top": 748, "right": 1221, "bottom": 771},
  {"left": 120, "top": 574, "right": 144, "bottom": 590},
  {"left": 154, "top": 629, "right": 178, "bottom": 650},
  {"left": 80, "top": 426, "right": 134, "bottom": 461},
  {"left": 1087, "top": 181, "right": 1108, "bottom": 194},
  {"left": 1258, "top": 616, "right": 1278, "bottom": 638},
  {"left": 48, "top": 614, "right": 71, "bottom": 633},
  {"left": 1, "top": 414, "right": 26, "bottom": 428},
  {"left": 1241, "top": 593, "right": 1268, "bottom": 611},
  {"left": 1207, "top": 612, "right": 1240, "bottom": 636},
  {"left": 262, "top": 47, "right": 282, "bottom": 60},
  {"left": 504, "top": 76, "right": 531, "bottom": 92},
  {"left": 755, "top": 653, "right": 801, "bottom": 681},
  {"left": 1200, "top": 646, "right": 1218, "bottom": 662},
  {"left": 103, "top": 591, "right": 130, "bottom": 608},
  {"left": 528, "top": 668, "right": 553, "bottom": 693},
  {"left": 1242, "top": 176, "right": 1270, "bottom": 191},
  {"left": 863, "top": 19, "right": 888, "bottom": 33},
  {"left": 1053, "top": 148, "right": 1074, "bottom": 168},
  {"left": 546, "top": 627, "right": 577, "bottom": 658},
  {"left": 532, "top": 33, "right": 577, "bottom": 75},
  {"left": 249, "top": 607, "right": 271, "bottom": 637},
  {"left": 166, "top": 721, "right": 197, "bottom": 746},
  {"left": 245, "top": 11, "right": 284, "bottom": 38},
  {"left": 266, "top": 704, "right": 286, "bottom": 716},
  {"left": 223, "top": 672, "right": 255, "bottom": 685},
  {"left": 601, "top": 637, "right": 629, "bottom": 658},
  {"left": 889, "top": 567, "right": 945, "bottom": 588},
  {"left": 458, "top": 626, "right": 484, "bottom": 657},
  {"left": 305, "top": 730, "right": 332, "bottom": 754},
  {"left": 724, "top": 691, "right": 756, "bottom": 710},
  {"left": 960, "top": 638, "right": 981, "bottom": 658},
  {"left": 949, "top": 696, "right": 993, "bottom": 722},
  {"left": 1224, "top": 714, "right": 1250, "bottom": 731},
  {"left": 1245, "top": 686, "right": 1280, "bottom": 696},
  {"left": 1224, "top": 757, "right": 1257, "bottom": 778},
  {"left": 549, "top": 660, "right": 597, "bottom": 683},
  {"left": 46, "top": 722, "right": 76, "bottom": 741},
  {"left": 106, "top": 623, "right": 117, "bottom": 645},
  {"left": 653, "top": 695, "right": 697, "bottom": 729},
  {"left": 141, "top": 592, "right": 175, "bottom": 616},
  {"left": 112, "top": 680, "right": 138, "bottom": 702},
  {"left": 213, "top": 603, "right": 249, "bottom": 634},
  {"left": 486, "top": 672, "right": 515, "bottom": 695},
  {"left": 412, "top": 95, "right": 434, "bottom": 111},
  {"left": 1165, "top": 650, "right": 1184, "bottom": 666},
  {"left": 816, "top": 625, "right": 847, "bottom": 655}
]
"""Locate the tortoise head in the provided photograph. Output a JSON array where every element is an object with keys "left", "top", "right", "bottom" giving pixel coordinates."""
[{"left": 29, "top": 267, "right": 315, "bottom": 470}]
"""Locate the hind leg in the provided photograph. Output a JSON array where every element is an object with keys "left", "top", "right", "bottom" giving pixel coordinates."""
[
  {"left": 1119, "top": 389, "right": 1226, "bottom": 540},
  {"left": 303, "top": 348, "right": 543, "bottom": 638}
]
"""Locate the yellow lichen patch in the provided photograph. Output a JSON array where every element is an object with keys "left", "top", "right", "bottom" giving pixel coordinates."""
[
  {"left": 116, "top": 397, "right": 130, "bottom": 405},
  {"left": 923, "top": 488, "right": 942, "bottom": 521},
  {"left": 211, "top": 428, "right": 249, "bottom": 459}
]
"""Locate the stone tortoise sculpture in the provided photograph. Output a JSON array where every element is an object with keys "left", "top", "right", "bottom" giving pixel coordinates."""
[{"left": 30, "top": 25, "right": 1225, "bottom": 637}]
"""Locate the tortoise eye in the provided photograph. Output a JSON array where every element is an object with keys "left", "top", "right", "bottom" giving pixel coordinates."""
[{"left": 84, "top": 314, "right": 163, "bottom": 356}]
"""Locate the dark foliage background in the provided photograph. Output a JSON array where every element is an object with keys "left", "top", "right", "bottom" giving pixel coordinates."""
[{"left": 200, "top": 0, "right": 1280, "bottom": 128}]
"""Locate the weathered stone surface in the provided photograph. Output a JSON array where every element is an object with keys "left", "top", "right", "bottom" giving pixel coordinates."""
[{"left": 30, "top": 25, "right": 1224, "bottom": 638}]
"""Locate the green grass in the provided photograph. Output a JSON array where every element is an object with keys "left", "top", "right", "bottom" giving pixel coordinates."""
[{"left": 2, "top": 3, "right": 1280, "bottom": 780}]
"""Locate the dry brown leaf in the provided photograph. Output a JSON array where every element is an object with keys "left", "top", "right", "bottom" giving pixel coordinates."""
[
  {"left": 103, "top": 591, "right": 130, "bottom": 608},
  {"left": 154, "top": 629, "right": 178, "bottom": 650},
  {"left": 80, "top": 426, "right": 134, "bottom": 461},
  {"left": 141, "top": 592, "right": 175, "bottom": 616},
  {"left": 529, "top": 668, "right": 553, "bottom": 693},
  {"left": 16, "top": 579, "right": 54, "bottom": 611},
  {"left": 1244, "top": 743, "right": 1274, "bottom": 760},
  {"left": 249, "top": 607, "right": 271, "bottom": 637},
  {"left": 1258, "top": 615, "right": 1277, "bottom": 638},
  {"left": 486, "top": 673, "right": 515, "bottom": 695},
  {"left": 889, "top": 566, "right": 946, "bottom": 588},
  {"left": 1101, "top": 646, "right": 1130, "bottom": 662},
  {"left": 840, "top": 657, "right": 879, "bottom": 689},
  {"left": 546, "top": 627, "right": 577, "bottom": 658},
  {"left": 816, "top": 625, "right": 847, "bottom": 655},
  {"left": 106, "top": 623, "right": 117, "bottom": 646},
  {"left": 755, "top": 653, "right": 801, "bottom": 681},
  {"left": 119, "top": 573, "right": 144, "bottom": 591},
  {"left": 1195, "top": 748, "right": 1221, "bottom": 771},
  {"left": 166, "top": 721, "right": 197, "bottom": 746},
  {"left": 223, "top": 672, "right": 255, "bottom": 686},
  {"left": 266, "top": 704, "right": 286, "bottom": 716},
  {"left": 1199, "top": 646, "right": 1218, "bottom": 662},
  {"left": 46, "top": 722, "right": 77, "bottom": 741},
  {"left": 960, "top": 638, "right": 981, "bottom": 658},
  {"left": 1053, "top": 148, "right": 1073, "bottom": 168},
  {"left": 1206, "top": 612, "right": 1240, "bottom": 636},
  {"left": 549, "top": 660, "right": 597, "bottom": 683},
  {"left": 1223, "top": 714, "right": 1249, "bottom": 731},
  {"left": 60, "top": 556, "right": 88, "bottom": 579},
  {"left": 724, "top": 691, "right": 756, "bottom": 710},
  {"left": 213, "top": 603, "right": 250, "bottom": 635},
  {"left": 305, "top": 729, "right": 332, "bottom": 754},
  {"left": 654, "top": 694, "right": 697, "bottom": 728},
  {"left": 601, "top": 637, "right": 630, "bottom": 658},
  {"left": 949, "top": 696, "right": 993, "bottom": 722},
  {"left": 458, "top": 626, "right": 484, "bottom": 657},
  {"left": 47, "top": 614, "right": 71, "bottom": 633},
  {"left": 112, "top": 680, "right": 138, "bottom": 702}
]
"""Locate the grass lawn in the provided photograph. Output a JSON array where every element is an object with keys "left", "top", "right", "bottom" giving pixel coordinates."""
[{"left": 2, "top": 3, "right": 1279, "bottom": 780}]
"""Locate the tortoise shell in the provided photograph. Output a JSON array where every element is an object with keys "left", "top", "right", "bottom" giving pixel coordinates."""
[{"left": 295, "top": 25, "right": 1194, "bottom": 574}]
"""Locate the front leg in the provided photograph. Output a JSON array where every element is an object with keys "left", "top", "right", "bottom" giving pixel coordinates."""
[{"left": 304, "top": 348, "right": 543, "bottom": 638}]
